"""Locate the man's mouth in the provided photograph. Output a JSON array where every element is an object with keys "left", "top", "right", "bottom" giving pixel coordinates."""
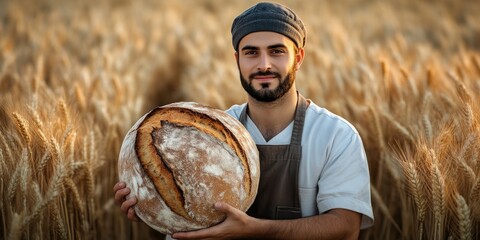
[
  {"left": 250, "top": 71, "right": 281, "bottom": 82},
  {"left": 253, "top": 75, "right": 277, "bottom": 82}
]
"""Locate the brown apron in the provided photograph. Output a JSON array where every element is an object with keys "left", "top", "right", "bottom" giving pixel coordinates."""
[{"left": 239, "top": 93, "right": 307, "bottom": 220}]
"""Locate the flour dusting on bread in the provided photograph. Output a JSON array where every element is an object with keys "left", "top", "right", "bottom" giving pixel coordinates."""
[{"left": 118, "top": 102, "right": 260, "bottom": 234}]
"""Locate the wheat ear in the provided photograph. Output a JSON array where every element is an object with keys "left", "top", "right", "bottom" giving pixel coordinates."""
[
  {"left": 0, "top": 132, "right": 13, "bottom": 163},
  {"left": 403, "top": 161, "right": 426, "bottom": 239},
  {"left": 470, "top": 178, "right": 480, "bottom": 218},
  {"left": 20, "top": 148, "right": 30, "bottom": 209},
  {"left": 431, "top": 150, "right": 446, "bottom": 238},
  {"left": 453, "top": 194, "right": 472, "bottom": 240},
  {"left": 74, "top": 84, "right": 87, "bottom": 111},
  {"left": 27, "top": 105, "right": 43, "bottom": 129},
  {"left": 51, "top": 202, "right": 68, "bottom": 239},
  {"left": 12, "top": 112, "right": 31, "bottom": 145},
  {"left": 12, "top": 112, "right": 33, "bottom": 160},
  {"left": 421, "top": 92, "right": 433, "bottom": 143},
  {"left": 57, "top": 99, "right": 70, "bottom": 124}
]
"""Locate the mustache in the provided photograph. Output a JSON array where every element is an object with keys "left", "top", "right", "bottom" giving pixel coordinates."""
[{"left": 249, "top": 71, "right": 281, "bottom": 79}]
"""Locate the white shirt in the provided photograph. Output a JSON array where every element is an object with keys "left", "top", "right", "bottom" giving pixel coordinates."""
[{"left": 226, "top": 101, "right": 374, "bottom": 229}]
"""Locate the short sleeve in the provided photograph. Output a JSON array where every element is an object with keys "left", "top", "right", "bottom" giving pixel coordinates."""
[{"left": 316, "top": 133, "right": 374, "bottom": 229}]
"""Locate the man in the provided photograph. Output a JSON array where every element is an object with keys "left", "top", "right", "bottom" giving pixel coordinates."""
[{"left": 114, "top": 2, "right": 374, "bottom": 239}]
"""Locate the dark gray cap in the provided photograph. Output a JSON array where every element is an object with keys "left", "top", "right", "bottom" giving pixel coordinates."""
[{"left": 231, "top": 2, "right": 306, "bottom": 51}]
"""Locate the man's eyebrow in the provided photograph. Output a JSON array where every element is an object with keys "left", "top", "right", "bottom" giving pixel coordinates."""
[
  {"left": 267, "top": 44, "right": 287, "bottom": 49},
  {"left": 241, "top": 45, "right": 259, "bottom": 51},
  {"left": 241, "top": 44, "right": 288, "bottom": 51}
]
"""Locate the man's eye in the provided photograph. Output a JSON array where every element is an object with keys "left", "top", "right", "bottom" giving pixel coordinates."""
[
  {"left": 271, "top": 49, "right": 285, "bottom": 54},
  {"left": 245, "top": 51, "right": 257, "bottom": 55}
]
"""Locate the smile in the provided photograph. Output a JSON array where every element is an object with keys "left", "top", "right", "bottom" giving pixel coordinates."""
[{"left": 253, "top": 75, "right": 277, "bottom": 82}]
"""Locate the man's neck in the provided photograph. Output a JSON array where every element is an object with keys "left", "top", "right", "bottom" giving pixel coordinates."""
[{"left": 247, "top": 88, "right": 298, "bottom": 142}]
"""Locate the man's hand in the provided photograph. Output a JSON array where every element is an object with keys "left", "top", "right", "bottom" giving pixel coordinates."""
[
  {"left": 172, "top": 202, "right": 261, "bottom": 240},
  {"left": 173, "top": 203, "right": 361, "bottom": 240},
  {"left": 113, "top": 181, "right": 140, "bottom": 222}
]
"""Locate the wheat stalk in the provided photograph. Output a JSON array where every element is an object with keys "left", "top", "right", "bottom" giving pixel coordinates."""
[
  {"left": 49, "top": 137, "right": 62, "bottom": 163},
  {"left": 403, "top": 161, "right": 427, "bottom": 238},
  {"left": 431, "top": 149, "right": 446, "bottom": 238},
  {"left": 36, "top": 128, "right": 50, "bottom": 159},
  {"left": 399, "top": 67, "right": 419, "bottom": 96},
  {"left": 37, "top": 152, "right": 52, "bottom": 173},
  {"left": 20, "top": 148, "right": 30, "bottom": 211},
  {"left": 27, "top": 105, "right": 43, "bottom": 129},
  {"left": 66, "top": 132, "right": 77, "bottom": 174},
  {"left": 450, "top": 194, "right": 473, "bottom": 240},
  {"left": 380, "top": 111, "right": 415, "bottom": 144},
  {"left": 458, "top": 133, "right": 476, "bottom": 162},
  {"left": 448, "top": 72, "right": 474, "bottom": 127},
  {"left": 0, "top": 148, "right": 4, "bottom": 183},
  {"left": 60, "top": 124, "right": 74, "bottom": 149},
  {"left": 7, "top": 212, "right": 23, "bottom": 240},
  {"left": 65, "top": 178, "right": 86, "bottom": 225},
  {"left": 0, "top": 149, "right": 4, "bottom": 211},
  {"left": 370, "top": 186, "right": 402, "bottom": 233},
  {"left": 51, "top": 202, "right": 68, "bottom": 240},
  {"left": 421, "top": 92, "right": 433, "bottom": 143},
  {"left": 6, "top": 150, "right": 23, "bottom": 204},
  {"left": 404, "top": 162, "right": 426, "bottom": 217},
  {"left": 22, "top": 163, "right": 67, "bottom": 231},
  {"left": 456, "top": 157, "right": 476, "bottom": 185},
  {"left": 0, "top": 132, "right": 13, "bottom": 163},
  {"left": 470, "top": 178, "right": 480, "bottom": 219},
  {"left": 0, "top": 180, "right": 4, "bottom": 239}
]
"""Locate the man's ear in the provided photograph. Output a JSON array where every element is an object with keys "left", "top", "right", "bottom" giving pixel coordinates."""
[
  {"left": 295, "top": 48, "right": 305, "bottom": 71},
  {"left": 234, "top": 52, "right": 239, "bottom": 64}
]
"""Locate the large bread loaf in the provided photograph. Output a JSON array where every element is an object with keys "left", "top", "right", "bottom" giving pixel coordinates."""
[{"left": 118, "top": 102, "right": 260, "bottom": 234}]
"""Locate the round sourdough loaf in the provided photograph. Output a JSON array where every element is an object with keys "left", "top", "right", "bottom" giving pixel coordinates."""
[{"left": 118, "top": 102, "right": 260, "bottom": 234}]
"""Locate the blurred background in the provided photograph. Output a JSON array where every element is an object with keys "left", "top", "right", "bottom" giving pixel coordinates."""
[{"left": 1, "top": 0, "right": 479, "bottom": 239}]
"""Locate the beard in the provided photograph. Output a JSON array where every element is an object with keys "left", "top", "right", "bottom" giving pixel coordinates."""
[{"left": 239, "top": 65, "right": 296, "bottom": 102}]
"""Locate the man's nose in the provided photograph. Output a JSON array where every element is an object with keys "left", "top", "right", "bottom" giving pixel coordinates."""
[{"left": 257, "top": 54, "right": 272, "bottom": 72}]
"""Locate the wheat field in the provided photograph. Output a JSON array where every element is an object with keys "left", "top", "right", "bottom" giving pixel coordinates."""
[{"left": 0, "top": 0, "right": 479, "bottom": 239}]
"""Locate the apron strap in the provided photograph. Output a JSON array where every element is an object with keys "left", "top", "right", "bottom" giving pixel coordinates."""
[{"left": 291, "top": 93, "right": 307, "bottom": 146}]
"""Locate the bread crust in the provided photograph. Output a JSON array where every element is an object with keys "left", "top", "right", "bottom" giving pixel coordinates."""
[{"left": 118, "top": 102, "right": 259, "bottom": 234}]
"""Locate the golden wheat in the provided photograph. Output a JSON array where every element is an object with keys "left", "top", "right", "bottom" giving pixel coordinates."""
[
  {"left": 1, "top": 0, "right": 480, "bottom": 239},
  {"left": 431, "top": 158, "right": 446, "bottom": 239}
]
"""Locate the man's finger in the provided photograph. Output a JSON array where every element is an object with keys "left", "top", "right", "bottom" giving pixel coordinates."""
[
  {"left": 114, "top": 187, "right": 131, "bottom": 205},
  {"left": 172, "top": 227, "right": 218, "bottom": 240},
  {"left": 214, "top": 202, "right": 235, "bottom": 215},
  {"left": 128, "top": 208, "right": 140, "bottom": 222},
  {"left": 113, "top": 182, "right": 126, "bottom": 192},
  {"left": 120, "top": 196, "right": 137, "bottom": 214}
]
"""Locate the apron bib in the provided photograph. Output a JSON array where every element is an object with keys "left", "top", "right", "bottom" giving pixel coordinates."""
[{"left": 239, "top": 93, "right": 307, "bottom": 220}]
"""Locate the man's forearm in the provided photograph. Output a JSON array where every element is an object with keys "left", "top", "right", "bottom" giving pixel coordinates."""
[{"left": 249, "top": 209, "right": 361, "bottom": 240}]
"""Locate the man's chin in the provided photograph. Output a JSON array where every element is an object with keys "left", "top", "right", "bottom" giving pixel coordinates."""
[{"left": 250, "top": 90, "right": 278, "bottom": 102}]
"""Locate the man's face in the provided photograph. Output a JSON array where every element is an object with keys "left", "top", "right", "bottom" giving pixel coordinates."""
[{"left": 236, "top": 32, "right": 303, "bottom": 102}]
